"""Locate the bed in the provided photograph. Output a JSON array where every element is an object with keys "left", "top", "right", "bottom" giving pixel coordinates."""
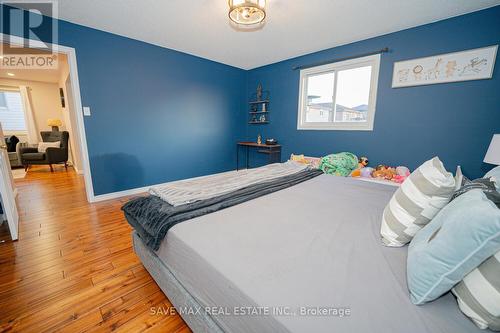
[{"left": 129, "top": 173, "right": 484, "bottom": 333}]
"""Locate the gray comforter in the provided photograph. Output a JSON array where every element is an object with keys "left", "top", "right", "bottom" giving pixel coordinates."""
[
  {"left": 122, "top": 169, "right": 322, "bottom": 251},
  {"left": 152, "top": 175, "right": 484, "bottom": 333}
]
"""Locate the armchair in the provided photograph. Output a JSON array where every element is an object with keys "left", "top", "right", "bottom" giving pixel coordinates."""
[{"left": 19, "top": 131, "right": 70, "bottom": 172}]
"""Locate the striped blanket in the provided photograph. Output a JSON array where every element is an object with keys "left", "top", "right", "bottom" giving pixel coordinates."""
[{"left": 150, "top": 161, "right": 309, "bottom": 206}]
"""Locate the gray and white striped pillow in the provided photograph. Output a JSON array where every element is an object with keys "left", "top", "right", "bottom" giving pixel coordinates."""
[
  {"left": 380, "top": 157, "right": 455, "bottom": 247},
  {"left": 452, "top": 251, "right": 500, "bottom": 331}
]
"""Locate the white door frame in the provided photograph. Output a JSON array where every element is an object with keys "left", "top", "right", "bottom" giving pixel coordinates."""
[{"left": 0, "top": 33, "right": 96, "bottom": 202}]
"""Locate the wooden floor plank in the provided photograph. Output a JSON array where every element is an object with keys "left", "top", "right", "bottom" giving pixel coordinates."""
[{"left": 0, "top": 166, "right": 190, "bottom": 332}]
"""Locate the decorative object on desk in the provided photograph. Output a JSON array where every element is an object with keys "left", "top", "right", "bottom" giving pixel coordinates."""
[
  {"left": 392, "top": 45, "right": 498, "bottom": 88},
  {"left": 47, "top": 118, "right": 62, "bottom": 131},
  {"left": 257, "top": 134, "right": 262, "bottom": 145},
  {"left": 265, "top": 138, "right": 277, "bottom": 145}
]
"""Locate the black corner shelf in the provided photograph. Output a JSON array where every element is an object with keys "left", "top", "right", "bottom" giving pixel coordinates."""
[{"left": 248, "top": 87, "right": 270, "bottom": 124}]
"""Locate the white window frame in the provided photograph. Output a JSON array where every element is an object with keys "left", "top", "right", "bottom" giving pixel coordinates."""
[{"left": 297, "top": 53, "right": 380, "bottom": 131}]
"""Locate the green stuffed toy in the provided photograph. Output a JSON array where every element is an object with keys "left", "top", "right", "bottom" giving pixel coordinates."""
[{"left": 319, "top": 152, "right": 358, "bottom": 177}]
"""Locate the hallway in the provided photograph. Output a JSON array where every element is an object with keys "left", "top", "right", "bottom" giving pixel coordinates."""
[{"left": 0, "top": 166, "right": 189, "bottom": 332}]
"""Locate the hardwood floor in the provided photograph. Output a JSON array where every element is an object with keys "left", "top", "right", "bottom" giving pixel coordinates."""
[{"left": 0, "top": 165, "right": 190, "bottom": 332}]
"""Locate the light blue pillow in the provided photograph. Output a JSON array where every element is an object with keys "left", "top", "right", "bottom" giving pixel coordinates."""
[
  {"left": 407, "top": 189, "right": 500, "bottom": 305},
  {"left": 484, "top": 165, "right": 500, "bottom": 190}
]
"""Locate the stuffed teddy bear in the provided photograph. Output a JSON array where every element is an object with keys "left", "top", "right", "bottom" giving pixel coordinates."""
[{"left": 372, "top": 165, "right": 397, "bottom": 180}]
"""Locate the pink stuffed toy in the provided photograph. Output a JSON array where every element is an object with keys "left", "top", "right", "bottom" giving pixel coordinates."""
[{"left": 392, "top": 166, "right": 410, "bottom": 183}]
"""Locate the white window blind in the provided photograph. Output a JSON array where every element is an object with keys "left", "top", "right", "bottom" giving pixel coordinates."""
[{"left": 0, "top": 91, "right": 27, "bottom": 131}]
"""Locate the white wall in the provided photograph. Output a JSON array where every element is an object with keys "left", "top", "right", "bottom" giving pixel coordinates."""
[{"left": 0, "top": 76, "right": 84, "bottom": 170}]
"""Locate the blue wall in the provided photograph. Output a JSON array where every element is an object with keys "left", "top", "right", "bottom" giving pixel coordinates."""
[
  {"left": 3, "top": 5, "right": 499, "bottom": 194},
  {"left": 62, "top": 23, "right": 247, "bottom": 195},
  {"left": 246, "top": 6, "right": 500, "bottom": 178},
  {"left": 1, "top": 7, "right": 246, "bottom": 195}
]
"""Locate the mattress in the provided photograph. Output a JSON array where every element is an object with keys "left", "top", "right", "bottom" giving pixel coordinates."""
[{"left": 155, "top": 174, "right": 483, "bottom": 333}]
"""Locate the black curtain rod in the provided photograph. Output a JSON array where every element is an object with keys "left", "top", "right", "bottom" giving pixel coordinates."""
[{"left": 292, "top": 47, "right": 389, "bottom": 70}]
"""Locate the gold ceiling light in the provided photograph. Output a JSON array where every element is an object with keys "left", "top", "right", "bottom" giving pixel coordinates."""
[{"left": 228, "top": 0, "right": 266, "bottom": 26}]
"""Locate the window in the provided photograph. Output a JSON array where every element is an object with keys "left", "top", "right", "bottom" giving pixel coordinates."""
[
  {"left": 0, "top": 91, "right": 27, "bottom": 131},
  {"left": 0, "top": 93, "right": 7, "bottom": 108},
  {"left": 297, "top": 54, "right": 380, "bottom": 131}
]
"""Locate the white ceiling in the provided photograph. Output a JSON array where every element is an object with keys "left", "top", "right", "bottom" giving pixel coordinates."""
[
  {"left": 23, "top": 0, "right": 500, "bottom": 69},
  {"left": 0, "top": 48, "right": 67, "bottom": 83}
]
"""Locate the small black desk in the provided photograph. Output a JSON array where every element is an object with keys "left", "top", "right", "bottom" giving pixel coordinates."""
[{"left": 236, "top": 142, "right": 282, "bottom": 170}]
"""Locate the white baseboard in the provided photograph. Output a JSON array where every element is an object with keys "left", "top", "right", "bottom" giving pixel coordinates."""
[
  {"left": 91, "top": 185, "right": 151, "bottom": 202},
  {"left": 90, "top": 169, "right": 237, "bottom": 203}
]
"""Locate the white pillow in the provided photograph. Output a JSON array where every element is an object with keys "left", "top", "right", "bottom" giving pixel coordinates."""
[
  {"left": 380, "top": 156, "right": 456, "bottom": 247},
  {"left": 38, "top": 141, "right": 61, "bottom": 153},
  {"left": 452, "top": 250, "right": 500, "bottom": 330},
  {"left": 484, "top": 166, "right": 500, "bottom": 191}
]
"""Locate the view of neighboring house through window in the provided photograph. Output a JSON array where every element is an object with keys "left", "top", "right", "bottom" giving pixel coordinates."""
[
  {"left": 0, "top": 91, "right": 27, "bottom": 132},
  {"left": 298, "top": 54, "right": 380, "bottom": 130}
]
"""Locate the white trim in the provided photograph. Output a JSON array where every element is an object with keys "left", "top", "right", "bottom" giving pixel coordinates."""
[
  {"left": 93, "top": 184, "right": 151, "bottom": 202},
  {"left": 297, "top": 54, "right": 380, "bottom": 131},
  {"left": 0, "top": 33, "right": 96, "bottom": 202}
]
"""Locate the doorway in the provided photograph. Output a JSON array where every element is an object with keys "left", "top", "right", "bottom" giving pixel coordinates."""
[{"left": 0, "top": 33, "right": 94, "bottom": 241}]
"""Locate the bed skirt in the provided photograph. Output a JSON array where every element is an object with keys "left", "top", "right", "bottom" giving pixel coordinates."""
[{"left": 132, "top": 231, "right": 224, "bottom": 333}]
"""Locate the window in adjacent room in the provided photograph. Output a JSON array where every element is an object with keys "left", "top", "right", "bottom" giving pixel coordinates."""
[
  {"left": 297, "top": 54, "right": 380, "bottom": 131},
  {"left": 0, "top": 91, "right": 27, "bottom": 132}
]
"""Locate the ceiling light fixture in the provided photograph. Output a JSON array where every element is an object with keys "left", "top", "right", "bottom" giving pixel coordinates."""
[
  {"left": 228, "top": 0, "right": 266, "bottom": 26},
  {"left": 7, "top": 72, "right": 15, "bottom": 76}
]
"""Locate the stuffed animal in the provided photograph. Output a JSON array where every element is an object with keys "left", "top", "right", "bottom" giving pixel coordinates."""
[
  {"left": 290, "top": 154, "right": 321, "bottom": 169},
  {"left": 290, "top": 154, "right": 307, "bottom": 163},
  {"left": 360, "top": 167, "right": 374, "bottom": 178},
  {"left": 359, "top": 156, "right": 369, "bottom": 168},
  {"left": 392, "top": 166, "right": 410, "bottom": 183},
  {"left": 350, "top": 156, "right": 369, "bottom": 177},
  {"left": 396, "top": 166, "right": 410, "bottom": 177},
  {"left": 372, "top": 165, "right": 397, "bottom": 180}
]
